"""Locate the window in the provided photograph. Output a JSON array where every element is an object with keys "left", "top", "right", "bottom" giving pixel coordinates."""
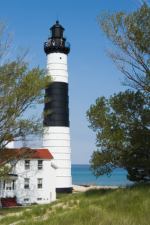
[
  {"left": 0, "top": 181, "right": 2, "bottom": 190},
  {"left": 24, "top": 198, "right": 29, "bottom": 202},
  {"left": 1, "top": 180, "right": 15, "bottom": 190},
  {"left": 12, "top": 180, "right": 15, "bottom": 190},
  {"left": 3, "top": 180, "right": 5, "bottom": 190},
  {"left": 25, "top": 160, "right": 30, "bottom": 170},
  {"left": 6, "top": 181, "right": 12, "bottom": 190},
  {"left": 38, "top": 160, "right": 43, "bottom": 170},
  {"left": 24, "top": 178, "right": 29, "bottom": 189},
  {"left": 37, "top": 198, "right": 42, "bottom": 201},
  {"left": 37, "top": 178, "right": 43, "bottom": 189}
]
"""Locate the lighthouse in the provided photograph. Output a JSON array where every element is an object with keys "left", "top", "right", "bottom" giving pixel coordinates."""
[{"left": 43, "top": 21, "right": 72, "bottom": 193}]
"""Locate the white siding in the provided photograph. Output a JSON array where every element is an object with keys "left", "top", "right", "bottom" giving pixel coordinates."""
[
  {"left": 47, "top": 53, "right": 68, "bottom": 83},
  {"left": 0, "top": 159, "right": 56, "bottom": 205},
  {"left": 43, "top": 126, "right": 72, "bottom": 189}
]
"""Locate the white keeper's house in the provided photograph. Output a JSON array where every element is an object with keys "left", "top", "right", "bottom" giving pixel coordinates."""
[{"left": 0, "top": 148, "right": 57, "bottom": 207}]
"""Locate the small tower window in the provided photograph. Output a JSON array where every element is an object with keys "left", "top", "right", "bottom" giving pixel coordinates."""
[
  {"left": 25, "top": 160, "right": 30, "bottom": 170},
  {"left": 38, "top": 160, "right": 43, "bottom": 170}
]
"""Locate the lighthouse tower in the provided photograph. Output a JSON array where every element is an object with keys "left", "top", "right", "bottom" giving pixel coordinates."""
[{"left": 43, "top": 21, "right": 72, "bottom": 193}]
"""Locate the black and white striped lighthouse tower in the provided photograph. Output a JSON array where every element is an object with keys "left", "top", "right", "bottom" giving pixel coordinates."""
[{"left": 43, "top": 21, "right": 72, "bottom": 193}]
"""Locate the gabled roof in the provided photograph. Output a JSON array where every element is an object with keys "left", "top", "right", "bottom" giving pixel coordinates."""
[
  {"left": 0, "top": 148, "right": 53, "bottom": 163},
  {"left": 30, "top": 149, "right": 53, "bottom": 159}
]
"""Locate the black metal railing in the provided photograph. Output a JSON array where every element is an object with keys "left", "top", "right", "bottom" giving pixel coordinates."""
[{"left": 44, "top": 39, "right": 70, "bottom": 54}]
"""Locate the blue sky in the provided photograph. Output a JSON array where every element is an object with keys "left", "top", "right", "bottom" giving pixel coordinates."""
[{"left": 0, "top": 0, "right": 143, "bottom": 164}]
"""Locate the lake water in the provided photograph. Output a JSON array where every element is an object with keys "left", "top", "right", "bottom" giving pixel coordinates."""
[{"left": 72, "top": 164, "right": 133, "bottom": 186}]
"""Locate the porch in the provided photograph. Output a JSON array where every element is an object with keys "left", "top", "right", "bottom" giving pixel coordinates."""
[{"left": 0, "top": 174, "right": 17, "bottom": 198}]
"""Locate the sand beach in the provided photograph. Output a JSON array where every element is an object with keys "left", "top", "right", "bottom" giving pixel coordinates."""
[{"left": 72, "top": 184, "right": 119, "bottom": 192}]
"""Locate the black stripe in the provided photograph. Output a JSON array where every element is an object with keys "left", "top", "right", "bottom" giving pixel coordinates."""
[{"left": 43, "top": 82, "right": 69, "bottom": 127}]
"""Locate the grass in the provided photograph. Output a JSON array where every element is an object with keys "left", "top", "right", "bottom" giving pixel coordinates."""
[{"left": 0, "top": 184, "right": 150, "bottom": 225}]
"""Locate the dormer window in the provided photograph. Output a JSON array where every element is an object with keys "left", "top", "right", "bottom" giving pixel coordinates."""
[
  {"left": 25, "top": 160, "right": 30, "bottom": 170},
  {"left": 38, "top": 160, "right": 43, "bottom": 170}
]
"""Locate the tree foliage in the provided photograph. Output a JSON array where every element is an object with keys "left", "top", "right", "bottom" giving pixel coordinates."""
[
  {"left": 87, "top": 90, "right": 150, "bottom": 182},
  {"left": 0, "top": 22, "right": 50, "bottom": 149},
  {"left": 99, "top": 3, "right": 150, "bottom": 93}
]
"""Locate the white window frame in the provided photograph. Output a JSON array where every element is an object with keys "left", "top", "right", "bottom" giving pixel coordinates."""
[
  {"left": 37, "top": 178, "right": 43, "bottom": 189},
  {"left": 38, "top": 160, "right": 43, "bottom": 170},
  {"left": 25, "top": 160, "right": 30, "bottom": 170},
  {"left": 24, "top": 178, "right": 30, "bottom": 189},
  {"left": 6, "top": 180, "right": 12, "bottom": 190}
]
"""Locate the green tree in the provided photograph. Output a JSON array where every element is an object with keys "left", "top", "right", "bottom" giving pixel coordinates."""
[
  {"left": 99, "top": 2, "right": 150, "bottom": 93},
  {"left": 87, "top": 90, "right": 150, "bottom": 182},
  {"left": 0, "top": 22, "right": 50, "bottom": 149}
]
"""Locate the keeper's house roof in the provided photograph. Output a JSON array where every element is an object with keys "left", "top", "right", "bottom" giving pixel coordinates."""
[{"left": 0, "top": 148, "right": 53, "bottom": 163}]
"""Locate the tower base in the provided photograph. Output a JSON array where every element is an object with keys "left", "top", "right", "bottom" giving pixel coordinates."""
[{"left": 56, "top": 187, "right": 72, "bottom": 193}]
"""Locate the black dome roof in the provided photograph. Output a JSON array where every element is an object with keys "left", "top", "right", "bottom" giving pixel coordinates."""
[{"left": 50, "top": 20, "right": 64, "bottom": 31}]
